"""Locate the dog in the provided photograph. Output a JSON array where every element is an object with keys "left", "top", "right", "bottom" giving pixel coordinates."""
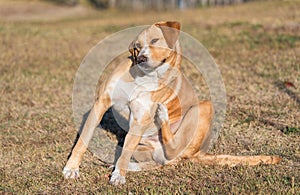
[{"left": 63, "top": 21, "right": 281, "bottom": 185}]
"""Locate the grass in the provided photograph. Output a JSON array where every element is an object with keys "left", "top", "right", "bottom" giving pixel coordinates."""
[{"left": 1, "top": 0, "right": 300, "bottom": 194}]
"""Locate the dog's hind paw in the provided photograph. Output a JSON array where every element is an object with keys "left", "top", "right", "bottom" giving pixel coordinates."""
[
  {"left": 128, "top": 162, "right": 141, "bottom": 171},
  {"left": 109, "top": 169, "right": 126, "bottom": 185},
  {"left": 156, "top": 103, "right": 169, "bottom": 125},
  {"left": 62, "top": 166, "right": 80, "bottom": 179}
]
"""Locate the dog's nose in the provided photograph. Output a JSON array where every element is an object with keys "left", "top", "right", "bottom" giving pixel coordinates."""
[{"left": 137, "top": 55, "right": 147, "bottom": 64}]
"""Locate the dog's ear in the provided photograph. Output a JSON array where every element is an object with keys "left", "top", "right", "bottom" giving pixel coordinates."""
[
  {"left": 128, "top": 41, "right": 134, "bottom": 55},
  {"left": 128, "top": 41, "right": 137, "bottom": 64},
  {"left": 155, "top": 21, "right": 181, "bottom": 49}
]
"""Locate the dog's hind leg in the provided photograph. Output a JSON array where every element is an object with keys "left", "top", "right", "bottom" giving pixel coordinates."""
[
  {"left": 63, "top": 94, "right": 111, "bottom": 179},
  {"left": 157, "top": 101, "right": 214, "bottom": 160},
  {"left": 157, "top": 101, "right": 281, "bottom": 166}
]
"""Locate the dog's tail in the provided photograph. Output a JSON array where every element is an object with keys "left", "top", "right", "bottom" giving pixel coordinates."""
[{"left": 191, "top": 154, "right": 282, "bottom": 166}]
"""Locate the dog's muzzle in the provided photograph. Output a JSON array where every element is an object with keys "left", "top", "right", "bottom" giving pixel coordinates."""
[{"left": 137, "top": 55, "right": 148, "bottom": 64}]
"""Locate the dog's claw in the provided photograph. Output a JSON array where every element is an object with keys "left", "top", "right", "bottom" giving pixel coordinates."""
[
  {"left": 62, "top": 167, "right": 80, "bottom": 179},
  {"left": 109, "top": 169, "right": 126, "bottom": 185}
]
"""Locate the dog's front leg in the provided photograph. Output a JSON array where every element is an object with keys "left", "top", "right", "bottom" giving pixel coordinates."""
[
  {"left": 63, "top": 94, "right": 111, "bottom": 179},
  {"left": 109, "top": 130, "right": 143, "bottom": 185},
  {"left": 110, "top": 101, "right": 153, "bottom": 185}
]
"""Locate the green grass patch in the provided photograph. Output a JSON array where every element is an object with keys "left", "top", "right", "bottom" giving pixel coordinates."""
[
  {"left": 275, "top": 34, "right": 300, "bottom": 48},
  {"left": 283, "top": 126, "right": 300, "bottom": 135}
]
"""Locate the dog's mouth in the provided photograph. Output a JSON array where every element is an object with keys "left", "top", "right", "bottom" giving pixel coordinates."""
[
  {"left": 137, "top": 58, "right": 167, "bottom": 74},
  {"left": 137, "top": 62, "right": 153, "bottom": 73}
]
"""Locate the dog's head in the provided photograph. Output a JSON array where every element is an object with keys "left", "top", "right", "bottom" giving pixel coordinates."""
[{"left": 129, "top": 21, "right": 181, "bottom": 73}]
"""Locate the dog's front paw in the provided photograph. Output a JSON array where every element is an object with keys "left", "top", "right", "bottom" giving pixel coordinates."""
[
  {"left": 156, "top": 103, "right": 169, "bottom": 125},
  {"left": 109, "top": 169, "right": 126, "bottom": 185},
  {"left": 62, "top": 166, "right": 80, "bottom": 179}
]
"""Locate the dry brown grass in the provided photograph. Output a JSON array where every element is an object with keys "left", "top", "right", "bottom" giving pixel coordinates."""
[{"left": 1, "top": 0, "right": 299, "bottom": 194}]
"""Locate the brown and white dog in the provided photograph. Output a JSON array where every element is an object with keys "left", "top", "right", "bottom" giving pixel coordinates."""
[{"left": 63, "top": 21, "right": 281, "bottom": 185}]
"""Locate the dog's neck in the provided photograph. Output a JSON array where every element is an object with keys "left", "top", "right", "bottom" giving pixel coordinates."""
[
  {"left": 129, "top": 63, "right": 168, "bottom": 90},
  {"left": 170, "top": 41, "right": 182, "bottom": 68},
  {"left": 158, "top": 41, "right": 182, "bottom": 85},
  {"left": 131, "top": 64, "right": 181, "bottom": 95}
]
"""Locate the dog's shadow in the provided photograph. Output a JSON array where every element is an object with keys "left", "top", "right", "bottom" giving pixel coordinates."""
[{"left": 69, "top": 107, "right": 128, "bottom": 165}]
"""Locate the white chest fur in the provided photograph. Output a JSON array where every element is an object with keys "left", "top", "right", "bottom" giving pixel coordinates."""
[
  {"left": 106, "top": 63, "right": 170, "bottom": 135},
  {"left": 109, "top": 63, "right": 170, "bottom": 107}
]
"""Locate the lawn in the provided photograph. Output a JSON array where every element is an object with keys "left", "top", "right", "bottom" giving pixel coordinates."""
[{"left": 0, "top": 0, "right": 299, "bottom": 194}]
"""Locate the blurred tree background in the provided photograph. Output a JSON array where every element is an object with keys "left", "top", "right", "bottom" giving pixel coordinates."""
[
  {"left": 45, "top": 0, "right": 80, "bottom": 6},
  {"left": 44, "top": 0, "right": 265, "bottom": 9},
  {"left": 44, "top": 0, "right": 109, "bottom": 8}
]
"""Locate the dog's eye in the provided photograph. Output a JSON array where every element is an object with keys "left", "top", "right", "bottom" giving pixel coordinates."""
[
  {"left": 150, "top": 38, "right": 159, "bottom": 44},
  {"left": 135, "top": 43, "right": 142, "bottom": 49}
]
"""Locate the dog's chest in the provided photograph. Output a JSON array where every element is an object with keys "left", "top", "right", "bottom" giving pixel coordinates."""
[
  {"left": 110, "top": 74, "right": 158, "bottom": 105},
  {"left": 108, "top": 74, "right": 160, "bottom": 136},
  {"left": 108, "top": 72, "right": 159, "bottom": 121}
]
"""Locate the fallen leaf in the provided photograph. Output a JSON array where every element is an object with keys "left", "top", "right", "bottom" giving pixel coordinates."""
[{"left": 284, "top": 81, "right": 296, "bottom": 89}]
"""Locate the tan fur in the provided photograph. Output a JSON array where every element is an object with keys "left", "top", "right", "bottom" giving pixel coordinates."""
[{"left": 63, "top": 21, "right": 281, "bottom": 185}]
